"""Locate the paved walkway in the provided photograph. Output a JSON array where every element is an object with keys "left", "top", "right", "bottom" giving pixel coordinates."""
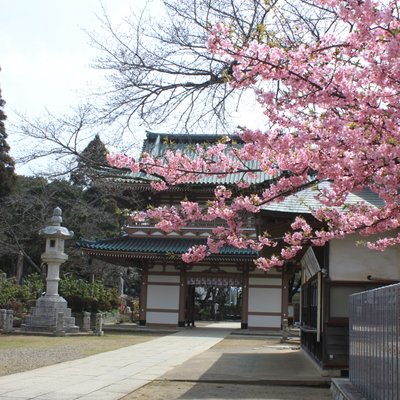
[
  {"left": 0, "top": 323, "right": 329, "bottom": 400},
  {"left": 0, "top": 323, "right": 233, "bottom": 400}
]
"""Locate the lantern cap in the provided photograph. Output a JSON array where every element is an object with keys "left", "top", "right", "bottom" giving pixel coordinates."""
[{"left": 39, "top": 207, "right": 74, "bottom": 239}]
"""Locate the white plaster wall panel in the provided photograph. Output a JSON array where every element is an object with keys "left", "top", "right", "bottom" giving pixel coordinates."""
[
  {"left": 165, "top": 265, "right": 177, "bottom": 273},
  {"left": 147, "top": 285, "right": 179, "bottom": 309},
  {"left": 190, "top": 265, "right": 208, "bottom": 273},
  {"left": 248, "top": 287, "right": 282, "bottom": 313},
  {"left": 251, "top": 268, "right": 266, "bottom": 275},
  {"left": 147, "top": 275, "right": 180, "bottom": 283},
  {"left": 151, "top": 265, "right": 164, "bottom": 272},
  {"left": 248, "top": 315, "right": 281, "bottom": 328},
  {"left": 146, "top": 311, "right": 178, "bottom": 324},
  {"left": 251, "top": 267, "right": 282, "bottom": 275},
  {"left": 270, "top": 268, "right": 282, "bottom": 275},
  {"left": 329, "top": 235, "right": 400, "bottom": 281},
  {"left": 249, "top": 277, "right": 282, "bottom": 286}
]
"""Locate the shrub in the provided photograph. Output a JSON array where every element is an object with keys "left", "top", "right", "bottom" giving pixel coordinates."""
[
  {"left": 59, "top": 275, "right": 120, "bottom": 313},
  {"left": 0, "top": 274, "right": 45, "bottom": 319}
]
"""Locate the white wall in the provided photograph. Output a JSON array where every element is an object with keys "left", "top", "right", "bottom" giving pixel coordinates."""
[
  {"left": 146, "top": 284, "right": 180, "bottom": 325},
  {"left": 147, "top": 285, "right": 179, "bottom": 309},
  {"left": 248, "top": 288, "right": 282, "bottom": 312},
  {"left": 148, "top": 274, "right": 180, "bottom": 283},
  {"left": 249, "top": 277, "right": 281, "bottom": 286},
  {"left": 248, "top": 315, "right": 281, "bottom": 328},
  {"left": 146, "top": 311, "right": 178, "bottom": 325},
  {"left": 247, "top": 270, "right": 282, "bottom": 328},
  {"left": 329, "top": 235, "right": 400, "bottom": 281}
]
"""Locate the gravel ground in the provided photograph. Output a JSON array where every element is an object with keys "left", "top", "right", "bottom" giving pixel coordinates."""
[
  {"left": 0, "top": 333, "right": 164, "bottom": 376},
  {"left": 123, "top": 381, "right": 332, "bottom": 400}
]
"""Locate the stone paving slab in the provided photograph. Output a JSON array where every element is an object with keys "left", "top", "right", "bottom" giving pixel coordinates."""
[
  {"left": 159, "top": 334, "right": 329, "bottom": 386},
  {"left": 0, "top": 324, "right": 231, "bottom": 400}
]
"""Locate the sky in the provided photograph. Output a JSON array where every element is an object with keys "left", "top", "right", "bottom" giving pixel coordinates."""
[
  {"left": 1, "top": 0, "right": 261, "bottom": 175},
  {"left": 0, "top": 0, "right": 150, "bottom": 174}
]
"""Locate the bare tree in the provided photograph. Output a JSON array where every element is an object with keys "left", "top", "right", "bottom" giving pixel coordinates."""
[
  {"left": 91, "top": 0, "right": 339, "bottom": 133},
  {"left": 13, "top": 105, "right": 97, "bottom": 178},
  {"left": 14, "top": 104, "right": 142, "bottom": 179},
  {"left": 12, "top": 0, "right": 339, "bottom": 177}
]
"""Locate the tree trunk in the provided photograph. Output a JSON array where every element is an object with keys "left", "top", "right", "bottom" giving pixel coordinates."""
[{"left": 16, "top": 251, "right": 23, "bottom": 284}]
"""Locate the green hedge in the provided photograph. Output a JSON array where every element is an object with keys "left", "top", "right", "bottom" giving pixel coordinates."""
[
  {"left": 0, "top": 273, "right": 120, "bottom": 317},
  {"left": 0, "top": 274, "right": 44, "bottom": 318},
  {"left": 59, "top": 275, "right": 120, "bottom": 313}
]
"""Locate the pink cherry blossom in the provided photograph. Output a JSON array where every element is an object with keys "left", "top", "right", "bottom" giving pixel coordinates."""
[{"left": 108, "top": 0, "right": 400, "bottom": 270}]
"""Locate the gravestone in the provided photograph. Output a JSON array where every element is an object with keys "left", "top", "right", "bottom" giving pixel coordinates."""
[
  {"left": 0, "top": 309, "right": 5, "bottom": 330},
  {"left": 4, "top": 310, "right": 13, "bottom": 332},
  {"left": 82, "top": 312, "right": 91, "bottom": 332}
]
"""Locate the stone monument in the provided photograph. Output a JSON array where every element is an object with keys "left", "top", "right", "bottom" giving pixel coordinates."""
[{"left": 23, "top": 207, "right": 79, "bottom": 333}]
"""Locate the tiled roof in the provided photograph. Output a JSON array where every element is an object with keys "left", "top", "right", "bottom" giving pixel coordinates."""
[
  {"left": 78, "top": 236, "right": 257, "bottom": 257},
  {"left": 262, "top": 181, "right": 385, "bottom": 215},
  {"left": 99, "top": 131, "right": 271, "bottom": 187}
]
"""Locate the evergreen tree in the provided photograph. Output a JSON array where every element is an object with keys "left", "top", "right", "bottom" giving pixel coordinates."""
[
  {"left": 71, "top": 134, "right": 108, "bottom": 187},
  {"left": 0, "top": 81, "right": 16, "bottom": 197}
]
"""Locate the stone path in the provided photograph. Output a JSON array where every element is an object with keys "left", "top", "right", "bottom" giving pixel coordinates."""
[{"left": 0, "top": 323, "right": 233, "bottom": 400}]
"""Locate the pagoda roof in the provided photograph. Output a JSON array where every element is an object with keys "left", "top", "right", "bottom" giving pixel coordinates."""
[
  {"left": 78, "top": 236, "right": 257, "bottom": 262},
  {"left": 97, "top": 131, "right": 271, "bottom": 188}
]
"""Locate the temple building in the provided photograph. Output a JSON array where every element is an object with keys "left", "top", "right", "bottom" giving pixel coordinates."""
[
  {"left": 259, "top": 183, "right": 400, "bottom": 372},
  {"left": 79, "top": 132, "right": 284, "bottom": 330},
  {"left": 78, "top": 131, "right": 400, "bottom": 373}
]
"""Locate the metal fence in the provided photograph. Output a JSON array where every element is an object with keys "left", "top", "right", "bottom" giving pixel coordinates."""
[{"left": 349, "top": 283, "right": 400, "bottom": 400}]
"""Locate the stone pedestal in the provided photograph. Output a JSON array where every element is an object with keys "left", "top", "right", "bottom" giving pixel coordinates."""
[{"left": 23, "top": 295, "right": 78, "bottom": 333}]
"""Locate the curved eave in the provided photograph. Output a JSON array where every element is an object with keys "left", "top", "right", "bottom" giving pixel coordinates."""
[{"left": 80, "top": 248, "right": 256, "bottom": 263}]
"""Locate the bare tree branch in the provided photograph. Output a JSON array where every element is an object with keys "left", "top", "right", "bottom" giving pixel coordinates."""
[{"left": 91, "top": 0, "right": 338, "bottom": 133}]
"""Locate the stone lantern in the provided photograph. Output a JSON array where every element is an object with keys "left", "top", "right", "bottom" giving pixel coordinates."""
[{"left": 23, "top": 207, "right": 79, "bottom": 333}]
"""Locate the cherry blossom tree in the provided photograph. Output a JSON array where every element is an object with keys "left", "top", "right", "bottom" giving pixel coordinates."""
[{"left": 108, "top": 0, "right": 400, "bottom": 270}]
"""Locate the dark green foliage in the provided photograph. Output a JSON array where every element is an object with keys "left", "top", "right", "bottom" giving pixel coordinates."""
[
  {"left": 0, "top": 273, "right": 44, "bottom": 318},
  {"left": 0, "top": 175, "right": 119, "bottom": 278},
  {"left": 59, "top": 275, "right": 120, "bottom": 313},
  {"left": 0, "top": 272, "right": 119, "bottom": 317},
  {"left": 71, "top": 134, "right": 108, "bottom": 187},
  {"left": 0, "top": 84, "right": 16, "bottom": 197}
]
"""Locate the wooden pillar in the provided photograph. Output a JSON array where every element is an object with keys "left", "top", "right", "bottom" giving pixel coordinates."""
[
  {"left": 281, "top": 264, "right": 289, "bottom": 328},
  {"left": 241, "top": 267, "right": 249, "bottom": 329},
  {"left": 139, "top": 267, "right": 148, "bottom": 326},
  {"left": 178, "top": 268, "right": 187, "bottom": 327}
]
